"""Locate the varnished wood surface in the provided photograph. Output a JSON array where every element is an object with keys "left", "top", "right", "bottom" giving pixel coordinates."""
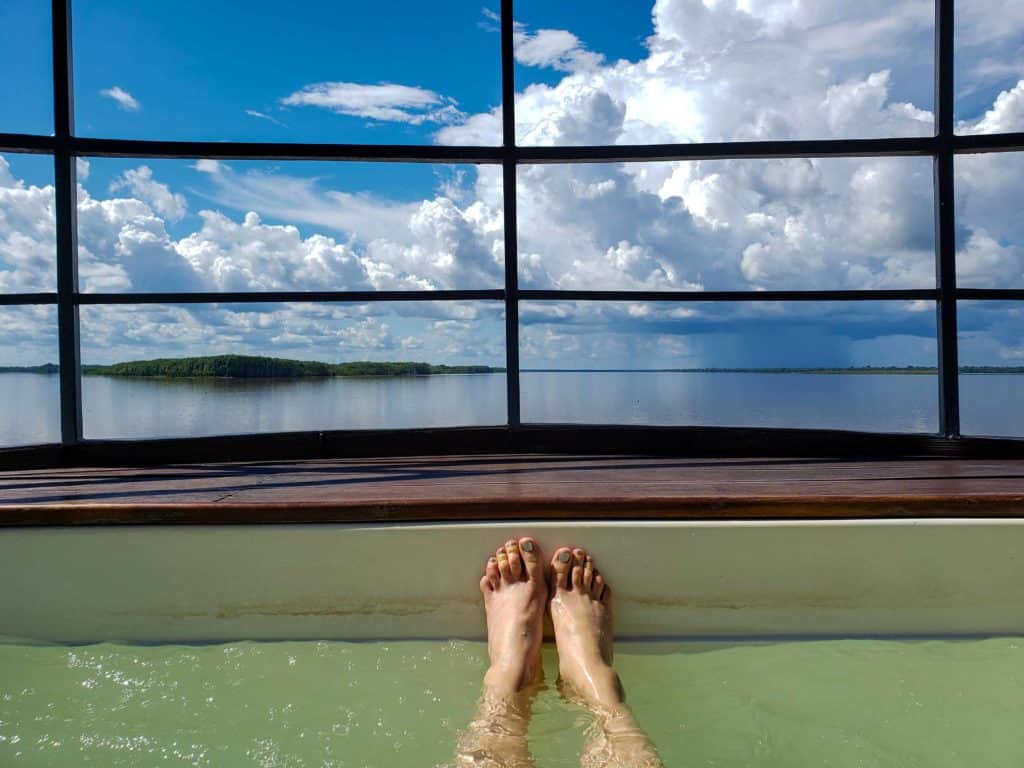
[{"left": 1, "top": 454, "right": 1023, "bottom": 525}]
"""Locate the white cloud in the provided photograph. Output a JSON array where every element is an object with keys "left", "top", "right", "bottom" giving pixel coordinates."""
[
  {"left": 0, "top": 156, "right": 57, "bottom": 292},
  {"left": 109, "top": 165, "right": 187, "bottom": 222},
  {"left": 245, "top": 109, "right": 286, "bottom": 127},
  {"left": 513, "top": 24, "right": 604, "bottom": 72},
  {"left": 100, "top": 86, "right": 140, "bottom": 111},
  {"left": 957, "top": 79, "right": 1024, "bottom": 134},
  {"left": 281, "top": 82, "right": 464, "bottom": 125}
]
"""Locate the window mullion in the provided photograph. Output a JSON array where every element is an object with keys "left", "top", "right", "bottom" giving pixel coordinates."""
[
  {"left": 52, "top": 0, "right": 82, "bottom": 445},
  {"left": 934, "top": 0, "right": 959, "bottom": 438},
  {"left": 501, "top": 0, "right": 520, "bottom": 430}
]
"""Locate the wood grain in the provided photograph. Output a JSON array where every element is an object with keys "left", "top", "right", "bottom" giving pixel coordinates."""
[{"left": 2, "top": 454, "right": 1023, "bottom": 525}]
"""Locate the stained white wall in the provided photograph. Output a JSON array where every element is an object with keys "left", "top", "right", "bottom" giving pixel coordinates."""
[{"left": 1, "top": 520, "right": 1023, "bottom": 643}]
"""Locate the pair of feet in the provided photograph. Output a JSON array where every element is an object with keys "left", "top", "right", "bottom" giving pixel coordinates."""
[{"left": 480, "top": 538, "right": 620, "bottom": 710}]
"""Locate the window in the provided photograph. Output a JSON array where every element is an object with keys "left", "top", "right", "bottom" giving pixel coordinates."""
[{"left": 1, "top": 0, "right": 1022, "bottom": 454}]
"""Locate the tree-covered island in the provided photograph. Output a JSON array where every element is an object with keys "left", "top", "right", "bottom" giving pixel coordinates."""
[
  {"left": 76, "top": 355, "right": 504, "bottom": 378},
  {"left": 2, "top": 357, "right": 1023, "bottom": 377}
]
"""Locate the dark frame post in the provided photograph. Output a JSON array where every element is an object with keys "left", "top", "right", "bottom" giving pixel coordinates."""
[
  {"left": 500, "top": 0, "right": 521, "bottom": 430},
  {"left": 934, "top": 0, "right": 960, "bottom": 437},
  {"left": 52, "top": 0, "right": 82, "bottom": 445}
]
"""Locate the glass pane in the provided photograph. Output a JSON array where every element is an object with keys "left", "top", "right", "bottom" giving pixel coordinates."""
[
  {"left": 77, "top": 159, "right": 503, "bottom": 292},
  {"left": 512, "top": 0, "right": 934, "bottom": 146},
  {"left": 518, "top": 158, "right": 935, "bottom": 291},
  {"left": 0, "top": 305, "right": 59, "bottom": 446},
  {"left": 0, "top": 153, "right": 56, "bottom": 293},
  {"left": 956, "top": 152, "right": 1024, "bottom": 288},
  {"left": 80, "top": 301, "right": 506, "bottom": 438},
  {"left": 0, "top": 0, "right": 52, "bottom": 135},
  {"left": 955, "top": 0, "right": 1024, "bottom": 134},
  {"left": 520, "top": 300, "right": 938, "bottom": 432},
  {"left": 958, "top": 301, "right": 1024, "bottom": 437},
  {"left": 72, "top": 0, "right": 501, "bottom": 145}
]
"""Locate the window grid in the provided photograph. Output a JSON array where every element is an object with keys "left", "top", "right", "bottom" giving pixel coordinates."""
[{"left": 0, "top": 0, "right": 1022, "bottom": 449}]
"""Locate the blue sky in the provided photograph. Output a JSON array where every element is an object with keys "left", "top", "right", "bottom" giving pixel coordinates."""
[{"left": 1, "top": 0, "right": 1023, "bottom": 376}]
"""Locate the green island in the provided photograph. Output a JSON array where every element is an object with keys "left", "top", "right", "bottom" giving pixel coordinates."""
[
  {"left": 2, "top": 358, "right": 1023, "bottom": 377},
  {"left": 0, "top": 356, "right": 502, "bottom": 378}
]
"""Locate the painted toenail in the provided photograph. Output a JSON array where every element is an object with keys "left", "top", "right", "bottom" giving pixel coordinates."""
[
  {"left": 558, "top": 551, "right": 572, "bottom": 563},
  {"left": 521, "top": 540, "right": 534, "bottom": 552}
]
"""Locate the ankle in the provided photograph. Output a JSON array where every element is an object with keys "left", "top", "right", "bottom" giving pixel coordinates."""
[
  {"left": 484, "top": 662, "right": 537, "bottom": 695},
  {"left": 560, "top": 663, "right": 623, "bottom": 708},
  {"left": 559, "top": 648, "right": 613, "bottom": 679}
]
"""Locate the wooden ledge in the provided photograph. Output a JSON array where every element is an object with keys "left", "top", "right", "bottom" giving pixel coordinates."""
[
  {"left": 3, "top": 496, "right": 1024, "bottom": 527},
  {"left": 2, "top": 454, "right": 1023, "bottom": 526}
]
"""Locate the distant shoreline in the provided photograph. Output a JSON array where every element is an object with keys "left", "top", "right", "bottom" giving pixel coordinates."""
[
  {"left": 0, "top": 356, "right": 504, "bottom": 379},
  {"left": 2, "top": 357, "right": 1023, "bottom": 377},
  {"left": 523, "top": 367, "right": 1024, "bottom": 375}
]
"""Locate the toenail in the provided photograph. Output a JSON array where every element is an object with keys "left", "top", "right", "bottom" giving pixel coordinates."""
[
  {"left": 558, "top": 551, "right": 572, "bottom": 563},
  {"left": 488, "top": 557, "right": 496, "bottom": 563},
  {"left": 521, "top": 540, "right": 534, "bottom": 552}
]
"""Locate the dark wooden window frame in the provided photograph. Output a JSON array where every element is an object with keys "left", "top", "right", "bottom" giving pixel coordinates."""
[{"left": 2, "top": 0, "right": 1024, "bottom": 469}]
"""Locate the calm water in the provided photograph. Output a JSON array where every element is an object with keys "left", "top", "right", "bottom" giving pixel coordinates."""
[
  {"left": 1, "top": 371, "right": 1021, "bottom": 445},
  {"left": 1, "top": 638, "right": 1022, "bottom": 767}
]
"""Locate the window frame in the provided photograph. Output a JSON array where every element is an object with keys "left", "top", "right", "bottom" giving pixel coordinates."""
[{"left": 1, "top": 0, "right": 1024, "bottom": 466}]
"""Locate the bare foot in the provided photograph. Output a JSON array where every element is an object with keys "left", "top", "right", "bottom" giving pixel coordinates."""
[
  {"left": 447, "top": 538, "right": 546, "bottom": 767},
  {"left": 548, "top": 546, "right": 621, "bottom": 709},
  {"left": 549, "top": 546, "right": 665, "bottom": 767},
  {"left": 479, "top": 536, "right": 547, "bottom": 696}
]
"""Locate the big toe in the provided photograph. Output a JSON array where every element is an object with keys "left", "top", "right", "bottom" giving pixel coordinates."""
[
  {"left": 551, "top": 547, "right": 573, "bottom": 590},
  {"left": 518, "top": 536, "right": 543, "bottom": 581}
]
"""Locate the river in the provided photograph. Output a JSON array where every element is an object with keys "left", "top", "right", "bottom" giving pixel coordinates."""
[{"left": 1, "top": 371, "right": 1020, "bottom": 445}]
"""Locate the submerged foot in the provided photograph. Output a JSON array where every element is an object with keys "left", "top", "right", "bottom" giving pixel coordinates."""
[
  {"left": 550, "top": 547, "right": 665, "bottom": 767},
  {"left": 479, "top": 537, "right": 548, "bottom": 696},
  {"left": 548, "top": 546, "right": 622, "bottom": 710}
]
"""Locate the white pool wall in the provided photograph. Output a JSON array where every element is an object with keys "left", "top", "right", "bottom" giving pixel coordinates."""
[{"left": 1, "top": 519, "right": 1023, "bottom": 643}]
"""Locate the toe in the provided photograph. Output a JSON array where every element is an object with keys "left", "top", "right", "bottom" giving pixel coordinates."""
[
  {"left": 600, "top": 583, "right": 612, "bottom": 605},
  {"left": 496, "top": 546, "right": 513, "bottom": 582},
  {"left": 573, "top": 548, "right": 586, "bottom": 568},
  {"left": 582, "top": 555, "right": 594, "bottom": 590},
  {"left": 592, "top": 571, "right": 605, "bottom": 600},
  {"left": 570, "top": 548, "right": 586, "bottom": 590},
  {"left": 479, "top": 574, "right": 493, "bottom": 594},
  {"left": 485, "top": 557, "right": 500, "bottom": 590},
  {"left": 518, "top": 537, "right": 543, "bottom": 581},
  {"left": 551, "top": 547, "right": 572, "bottom": 590},
  {"left": 504, "top": 539, "right": 523, "bottom": 580}
]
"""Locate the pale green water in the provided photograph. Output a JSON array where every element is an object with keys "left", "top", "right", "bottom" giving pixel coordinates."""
[{"left": 1, "top": 638, "right": 1022, "bottom": 767}]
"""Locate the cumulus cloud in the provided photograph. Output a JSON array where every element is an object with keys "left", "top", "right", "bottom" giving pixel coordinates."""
[
  {"left": 100, "top": 86, "right": 140, "bottom": 111},
  {"left": 109, "top": 165, "right": 187, "bottom": 222},
  {"left": 958, "top": 79, "right": 1024, "bottom": 134},
  {"left": 281, "top": 82, "right": 464, "bottom": 125},
  {"left": 0, "top": 156, "right": 56, "bottom": 292},
  {"left": 514, "top": 24, "right": 604, "bottom": 72}
]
